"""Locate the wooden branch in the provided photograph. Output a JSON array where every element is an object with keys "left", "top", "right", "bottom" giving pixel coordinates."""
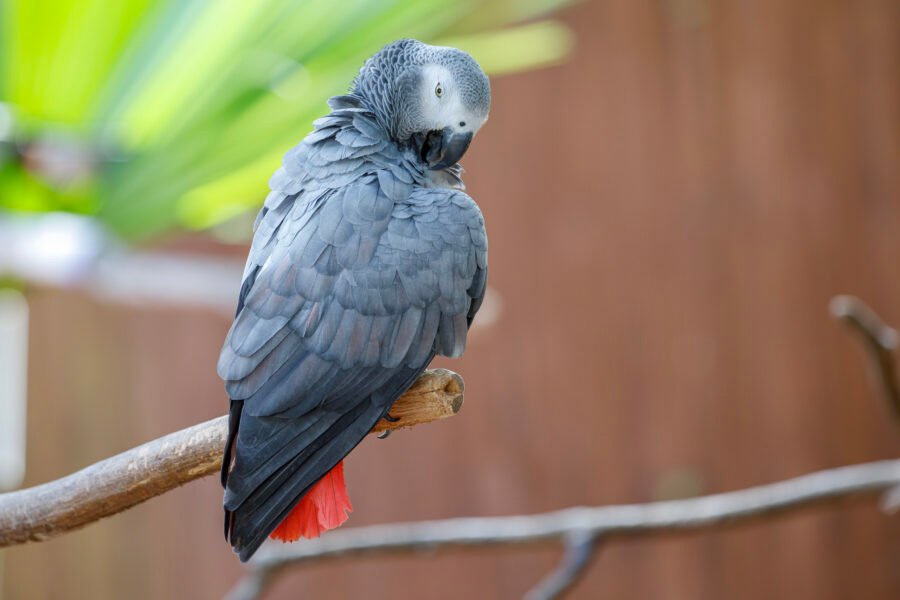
[
  {"left": 830, "top": 295, "right": 900, "bottom": 422},
  {"left": 0, "top": 369, "right": 464, "bottom": 547},
  {"left": 228, "top": 460, "right": 900, "bottom": 600},
  {"left": 524, "top": 531, "right": 599, "bottom": 600},
  {"left": 371, "top": 369, "right": 464, "bottom": 433}
]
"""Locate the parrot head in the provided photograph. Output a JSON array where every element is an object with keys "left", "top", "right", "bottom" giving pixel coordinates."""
[{"left": 352, "top": 39, "right": 491, "bottom": 170}]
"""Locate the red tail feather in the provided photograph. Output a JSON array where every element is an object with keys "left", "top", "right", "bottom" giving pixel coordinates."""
[{"left": 269, "top": 460, "right": 353, "bottom": 543}]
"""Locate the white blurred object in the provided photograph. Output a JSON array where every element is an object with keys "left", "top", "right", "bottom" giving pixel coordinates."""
[
  {"left": 89, "top": 251, "right": 243, "bottom": 314},
  {"left": 0, "top": 212, "right": 108, "bottom": 286},
  {"left": 0, "top": 290, "right": 28, "bottom": 491}
]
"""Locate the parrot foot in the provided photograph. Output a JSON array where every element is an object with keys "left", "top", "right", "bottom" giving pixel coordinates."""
[{"left": 377, "top": 412, "right": 399, "bottom": 438}]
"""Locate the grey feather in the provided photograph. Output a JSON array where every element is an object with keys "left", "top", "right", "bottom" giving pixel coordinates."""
[{"left": 219, "top": 38, "right": 490, "bottom": 563}]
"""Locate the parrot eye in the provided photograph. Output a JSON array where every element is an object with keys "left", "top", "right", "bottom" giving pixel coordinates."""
[{"left": 434, "top": 83, "right": 443, "bottom": 98}]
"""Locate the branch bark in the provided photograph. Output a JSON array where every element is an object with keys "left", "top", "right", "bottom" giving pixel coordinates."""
[
  {"left": 524, "top": 531, "right": 599, "bottom": 600},
  {"left": 228, "top": 460, "right": 900, "bottom": 600},
  {"left": 0, "top": 369, "right": 464, "bottom": 547},
  {"left": 830, "top": 295, "right": 900, "bottom": 422}
]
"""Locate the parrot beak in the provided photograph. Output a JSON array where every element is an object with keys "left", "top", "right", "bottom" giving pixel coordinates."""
[{"left": 425, "top": 128, "right": 473, "bottom": 170}]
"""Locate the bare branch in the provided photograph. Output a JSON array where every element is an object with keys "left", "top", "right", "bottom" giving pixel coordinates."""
[
  {"left": 830, "top": 295, "right": 900, "bottom": 422},
  {"left": 881, "top": 485, "right": 900, "bottom": 514},
  {"left": 229, "top": 460, "right": 900, "bottom": 600},
  {"left": 225, "top": 570, "right": 273, "bottom": 600},
  {"left": 0, "top": 369, "right": 464, "bottom": 547},
  {"left": 524, "top": 531, "right": 599, "bottom": 600}
]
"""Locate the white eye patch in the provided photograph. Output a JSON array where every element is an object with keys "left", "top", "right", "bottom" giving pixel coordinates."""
[{"left": 419, "top": 64, "right": 485, "bottom": 134}]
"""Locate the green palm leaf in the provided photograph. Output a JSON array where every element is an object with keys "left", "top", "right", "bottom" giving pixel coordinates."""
[{"left": 0, "top": 0, "right": 574, "bottom": 239}]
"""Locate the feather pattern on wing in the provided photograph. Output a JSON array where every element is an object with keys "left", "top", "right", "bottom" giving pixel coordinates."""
[{"left": 218, "top": 93, "right": 488, "bottom": 561}]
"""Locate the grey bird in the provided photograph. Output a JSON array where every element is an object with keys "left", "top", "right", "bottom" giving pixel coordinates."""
[{"left": 217, "top": 39, "right": 490, "bottom": 562}]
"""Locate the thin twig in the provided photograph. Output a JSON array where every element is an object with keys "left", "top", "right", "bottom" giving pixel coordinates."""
[
  {"left": 831, "top": 296, "right": 900, "bottom": 514},
  {"left": 228, "top": 459, "right": 900, "bottom": 600},
  {"left": 225, "top": 569, "right": 272, "bottom": 600},
  {"left": 524, "top": 531, "right": 599, "bottom": 600},
  {"left": 881, "top": 485, "right": 900, "bottom": 514},
  {"left": 830, "top": 295, "right": 900, "bottom": 422},
  {"left": 0, "top": 369, "right": 465, "bottom": 547}
]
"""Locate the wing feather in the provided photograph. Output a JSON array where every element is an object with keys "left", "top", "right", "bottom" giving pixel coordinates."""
[{"left": 219, "top": 107, "right": 488, "bottom": 561}]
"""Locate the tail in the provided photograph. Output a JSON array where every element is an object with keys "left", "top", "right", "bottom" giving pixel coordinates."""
[
  {"left": 269, "top": 460, "right": 352, "bottom": 542},
  {"left": 225, "top": 397, "right": 386, "bottom": 561},
  {"left": 224, "top": 362, "right": 430, "bottom": 561}
]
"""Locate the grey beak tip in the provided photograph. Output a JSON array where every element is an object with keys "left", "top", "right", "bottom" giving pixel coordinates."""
[{"left": 429, "top": 130, "right": 474, "bottom": 171}]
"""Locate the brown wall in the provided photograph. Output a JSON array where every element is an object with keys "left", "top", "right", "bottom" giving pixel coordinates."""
[{"left": 4, "top": 0, "right": 900, "bottom": 598}]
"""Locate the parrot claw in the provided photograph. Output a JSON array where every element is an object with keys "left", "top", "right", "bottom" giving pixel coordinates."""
[
  {"left": 377, "top": 430, "right": 392, "bottom": 440},
  {"left": 382, "top": 412, "right": 400, "bottom": 423}
]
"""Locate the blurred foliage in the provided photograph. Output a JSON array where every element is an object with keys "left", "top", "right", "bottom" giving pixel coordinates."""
[{"left": 0, "top": 0, "right": 573, "bottom": 240}]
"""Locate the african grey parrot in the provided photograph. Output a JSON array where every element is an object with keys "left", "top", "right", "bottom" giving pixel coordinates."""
[{"left": 217, "top": 39, "right": 490, "bottom": 561}]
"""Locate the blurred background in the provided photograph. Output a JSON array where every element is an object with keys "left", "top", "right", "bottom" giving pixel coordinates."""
[{"left": 1, "top": 0, "right": 899, "bottom": 598}]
